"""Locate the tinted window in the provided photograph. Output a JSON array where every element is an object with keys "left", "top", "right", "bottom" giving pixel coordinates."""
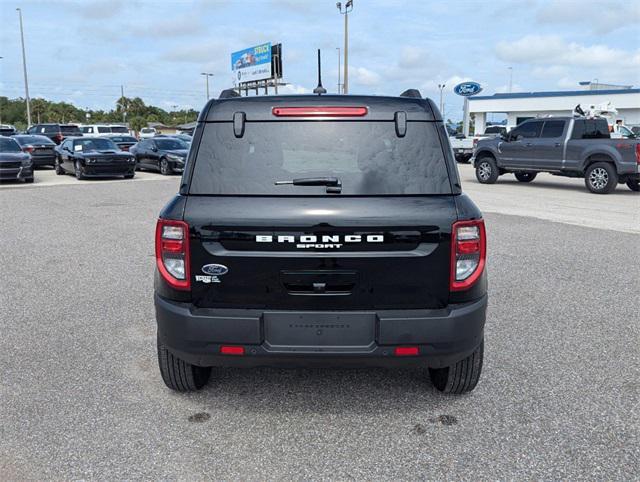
[
  {"left": 61, "top": 125, "right": 82, "bottom": 135},
  {"left": 110, "top": 126, "right": 128, "bottom": 133},
  {"left": 141, "top": 128, "right": 154, "bottom": 134},
  {"left": 190, "top": 121, "right": 452, "bottom": 196},
  {"left": 571, "top": 119, "right": 610, "bottom": 139},
  {"left": 13, "top": 135, "right": 55, "bottom": 146},
  {"left": 43, "top": 125, "right": 58, "bottom": 133},
  {"left": 97, "top": 126, "right": 111, "bottom": 133},
  {"left": 511, "top": 121, "right": 542, "bottom": 140},
  {"left": 484, "top": 126, "right": 505, "bottom": 135},
  {"left": 0, "top": 137, "right": 22, "bottom": 152},
  {"left": 155, "top": 139, "right": 187, "bottom": 150},
  {"left": 541, "top": 121, "right": 565, "bottom": 138},
  {"left": 73, "top": 138, "right": 118, "bottom": 152}
]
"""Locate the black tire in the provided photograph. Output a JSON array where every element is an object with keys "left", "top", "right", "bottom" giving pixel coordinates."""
[
  {"left": 585, "top": 162, "right": 618, "bottom": 194},
  {"left": 429, "top": 340, "right": 484, "bottom": 394},
  {"left": 24, "top": 177, "right": 34, "bottom": 184},
  {"left": 157, "top": 335, "right": 211, "bottom": 392},
  {"left": 55, "top": 157, "right": 64, "bottom": 175},
  {"left": 124, "top": 173, "right": 135, "bottom": 179},
  {"left": 626, "top": 179, "right": 639, "bottom": 192},
  {"left": 455, "top": 154, "right": 471, "bottom": 164},
  {"left": 475, "top": 157, "right": 499, "bottom": 184},
  {"left": 160, "top": 158, "right": 172, "bottom": 176},
  {"left": 74, "top": 160, "right": 85, "bottom": 180},
  {"left": 515, "top": 171, "right": 537, "bottom": 183}
]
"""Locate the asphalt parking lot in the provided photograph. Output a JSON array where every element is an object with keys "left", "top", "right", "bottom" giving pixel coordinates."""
[{"left": 1, "top": 168, "right": 638, "bottom": 479}]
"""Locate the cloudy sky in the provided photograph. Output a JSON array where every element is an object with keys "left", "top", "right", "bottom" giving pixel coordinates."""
[{"left": 0, "top": 0, "right": 638, "bottom": 120}]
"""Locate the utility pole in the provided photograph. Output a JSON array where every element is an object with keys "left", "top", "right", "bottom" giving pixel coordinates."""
[
  {"left": 16, "top": 8, "right": 31, "bottom": 126},
  {"left": 336, "top": 1, "right": 353, "bottom": 94},
  {"left": 437, "top": 83, "right": 446, "bottom": 114},
  {"left": 336, "top": 48, "right": 341, "bottom": 94},
  {"left": 508, "top": 67, "right": 513, "bottom": 93},
  {"left": 201, "top": 73, "right": 214, "bottom": 100}
]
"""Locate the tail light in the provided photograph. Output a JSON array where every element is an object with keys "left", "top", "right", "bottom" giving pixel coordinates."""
[
  {"left": 635, "top": 143, "right": 640, "bottom": 164},
  {"left": 155, "top": 219, "right": 190, "bottom": 290},
  {"left": 272, "top": 106, "right": 368, "bottom": 117},
  {"left": 22, "top": 145, "right": 34, "bottom": 153},
  {"left": 450, "top": 219, "right": 486, "bottom": 291}
]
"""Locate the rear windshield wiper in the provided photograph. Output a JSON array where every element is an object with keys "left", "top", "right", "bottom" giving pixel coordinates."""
[{"left": 275, "top": 177, "right": 342, "bottom": 193}]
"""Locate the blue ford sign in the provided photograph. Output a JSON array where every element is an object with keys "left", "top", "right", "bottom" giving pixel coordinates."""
[{"left": 454, "top": 82, "right": 483, "bottom": 97}]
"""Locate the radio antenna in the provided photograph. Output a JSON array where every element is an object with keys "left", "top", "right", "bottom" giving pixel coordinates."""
[{"left": 313, "top": 49, "right": 327, "bottom": 95}]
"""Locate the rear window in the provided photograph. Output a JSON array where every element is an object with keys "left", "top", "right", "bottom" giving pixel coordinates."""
[
  {"left": 111, "top": 136, "right": 136, "bottom": 142},
  {"left": 97, "top": 126, "right": 112, "bottom": 133},
  {"left": 572, "top": 119, "right": 610, "bottom": 139},
  {"left": 110, "top": 126, "right": 129, "bottom": 133},
  {"left": 190, "top": 121, "right": 451, "bottom": 195},
  {"left": 141, "top": 128, "right": 155, "bottom": 134},
  {"left": 61, "top": 125, "right": 82, "bottom": 135}
]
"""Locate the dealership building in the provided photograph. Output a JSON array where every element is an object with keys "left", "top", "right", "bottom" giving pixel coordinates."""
[{"left": 468, "top": 82, "right": 640, "bottom": 134}]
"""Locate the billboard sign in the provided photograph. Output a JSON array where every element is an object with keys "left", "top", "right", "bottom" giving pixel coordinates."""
[
  {"left": 231, "top": 42, "right": 272, "bottom": 83},
  {"left": 454, "top": 82, "right": 482, "bottom": 96}
]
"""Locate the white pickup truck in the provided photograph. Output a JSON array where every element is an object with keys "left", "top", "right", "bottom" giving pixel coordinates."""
[{"left": 450, "top": 125, "right": 506, "bottom": 163}]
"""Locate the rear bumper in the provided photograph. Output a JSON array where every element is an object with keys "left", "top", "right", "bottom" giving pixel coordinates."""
[{"left": 155, "top": 294, "right": 487, "bottom": 369}]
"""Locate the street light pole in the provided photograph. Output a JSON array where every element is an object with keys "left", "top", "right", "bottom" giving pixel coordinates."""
[
  {"left": 437, "top": 83, "right": 446, "bottom": 114},
  {"left": 336, "top": 1, "right": 353, "bottom": 94},
  {"left": 508, "top": 67, "right": 513, "bottom": 93},
  {"left": 16, "top": 8, "right": 31, "bottom": 126},
  {"left": 201, "top": 73, "right": 213, "bottom": 100},
  {"left": 336, "top": 48, "right": 341, "bottom": 94}
]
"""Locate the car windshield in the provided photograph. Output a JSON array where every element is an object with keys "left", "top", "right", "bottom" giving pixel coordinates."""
[
  {"left": 0, "top": 137, "right": 23, "bottom": 153},
  {"left": 110, "top": 126, "right": 129, "bottom": 133},
  {"left": 190, "top": 121, "right": 452, "bottom": 196},
  {"left": 73, "top": 138, "right": 118, "bottom": 152},
  {"left": 14, "top": 135, "right": 55, "bottom": 145},
  {"left": 156, "top": 139, "right": 186, "bottom": 150},
  {"left": 141, "top": 128, "right": 154, "bottom": 133}
]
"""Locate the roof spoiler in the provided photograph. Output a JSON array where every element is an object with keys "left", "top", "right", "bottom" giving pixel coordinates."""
[
  {"left": 219, "top": 89, "right": 241, "bottom": 99},
  {"left": 400, "top": 89, "right": 423, "bottom": 99}
]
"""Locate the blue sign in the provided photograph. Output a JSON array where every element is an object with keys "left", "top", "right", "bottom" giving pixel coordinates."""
[
  {"left": 454, "top": 82, "right": 483, "bottom": 97},
  {"left": 231, "top": 43, "right": 272, "bottom": 83}
]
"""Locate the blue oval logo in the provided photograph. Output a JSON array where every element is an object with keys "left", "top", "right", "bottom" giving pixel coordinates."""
[
  {"left": 454, "top": 82, "right": 483, "bottom": 97},
  {"left": 202, "top": 264, "right": 229, "bottom": 276}
]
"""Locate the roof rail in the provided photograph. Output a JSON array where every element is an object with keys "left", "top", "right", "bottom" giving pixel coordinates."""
[
  {"left": 219, "top": 89, "right": 241, "bottom": 99},
  {"left": 400, "top": 89, "right": 422, "bottom": 99}
]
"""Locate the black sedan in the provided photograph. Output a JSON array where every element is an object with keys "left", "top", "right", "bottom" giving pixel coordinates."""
[
  {"left": 107, "top": 135, "right": 138, "bottom": 152},
  {"left": 12, "top": 134, "right": 57, "bottom": 167},
  {"left": 0, "top": 137, "right": 33, "bottom": 183},
  {"left": 54, "top": 137, "right": 136, "bottom": 180},
  {"left": 130, "top": 137, "right": 188, "bottom": 175}
]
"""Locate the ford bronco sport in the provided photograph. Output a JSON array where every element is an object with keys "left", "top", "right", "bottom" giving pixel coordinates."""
[{"left": 154, "top": 89, "right": 488, "bottom": 394}]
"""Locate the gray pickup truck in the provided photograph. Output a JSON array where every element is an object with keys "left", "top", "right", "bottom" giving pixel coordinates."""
[{"left": 472, "top": 117, "right": 640, "bottom": 194}]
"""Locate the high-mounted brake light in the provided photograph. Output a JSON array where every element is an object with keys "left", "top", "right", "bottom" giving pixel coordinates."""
[
  {"left": 450, "top": 219, "right": 486, "bottom": 291},
  {"left": 272, "top": 106, "right": 368, "bottom": 117},
  {"left": 155, "top": 219, "right": 190, "bottom": 290}
]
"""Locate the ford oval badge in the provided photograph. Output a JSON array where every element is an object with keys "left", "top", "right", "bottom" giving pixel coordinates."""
[
  {"left": 202, "top": 264, "right": 229, "bottom": 276},
  {"left": 454, "top": 82, "right": 483, "bottom": 97}
]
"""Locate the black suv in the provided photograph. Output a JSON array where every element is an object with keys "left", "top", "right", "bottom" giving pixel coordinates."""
[
  {"left": 26, "top": 124, "right": 83, "bottom": 144},
  {"left": 155, "top": 90, "right": 488, "bottom": 394}
]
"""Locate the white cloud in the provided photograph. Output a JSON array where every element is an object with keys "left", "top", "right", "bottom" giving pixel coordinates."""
[
  {"left": 496, "top": 35, "right": 640, "bottom": 70},
  {"left": 280, "top": 84, "right": 310, "bottom": 94},
  {"left": 535, "top": 0, "right": 640, "bottom": 34},
  {"left": 351, "top": 67, "right": 381, "bottom": 86}
]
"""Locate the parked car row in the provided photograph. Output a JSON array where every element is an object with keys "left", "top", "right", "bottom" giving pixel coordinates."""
[{"left": 0, "top": 129, "right": 192, "bottom": 183}]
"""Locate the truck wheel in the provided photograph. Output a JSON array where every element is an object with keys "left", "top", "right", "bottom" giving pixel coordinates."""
[
  {"left": 515, "top": 172, "right": 537, "bottom": 183},
  {"left": 157, "top": 335, "right": 211, "bottom": 392},
  {"left": 429, "top": 340, "right": 483, "bottom": 394},
  {"left": 626, "top": 179, "right": 639, "bottom": 192},
  {"left": 585, "top": 162, "right": 618, "bottom": 194},
  {"left": 475, "top": 158, "right": 499, "bottom": 184}
]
